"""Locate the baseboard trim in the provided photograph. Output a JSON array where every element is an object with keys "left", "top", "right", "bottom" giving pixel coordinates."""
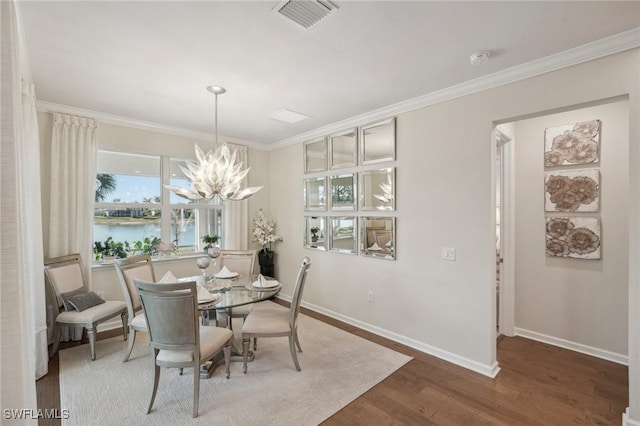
[
  {"left": 624, "top": 408, "right": 640, "bottom": 426},
  {"left": 275, "top": 295, "right": 500, "bottom": 378},
  {"left": 514, "top": 327, "right": 628, "bottom": 365}
]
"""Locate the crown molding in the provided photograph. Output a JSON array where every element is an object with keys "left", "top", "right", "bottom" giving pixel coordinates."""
[
  {"left": 36, "top": 27, "right": 639, "bottom": 153},
  {"left": 271, "top": 27, "right": 640, "bottom": 151},
  {"left": 35, "top": 100, "right": 269, "bottom": 151}
]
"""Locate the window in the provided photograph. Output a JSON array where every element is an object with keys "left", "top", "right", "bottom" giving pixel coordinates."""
[{"left": 94, "top": 150, "right": 222, "bottom": 259}]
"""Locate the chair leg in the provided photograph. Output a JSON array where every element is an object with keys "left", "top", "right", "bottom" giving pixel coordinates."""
[
  {"left": 146, "top": 352, "right": 160, "bottom": 414},
  {"left": 123, "top": 329, "right": 137, "bottom": 362},
  {"left": 193, "top": 360, "right": 200, "bottom": 418},
  {"left": 253, "top": 337, "right": 257, "bottom": 351},
  {"left": 288, "top": 334, "right": 301, "bottom": 372},
  {"left": 242, "top": 338, "right": 250, "bottom": 374},
  {"left": 87, "top": 327, "right": 97, "bottom": 361},
  {"left": 294, "top": 331, "right": 302, "bottom": 352},
  {"left": 121, "top": 312, "right": 128, "bottom": 341},
  {"left": 223, "top": 343, "right": 231, "bottom": 379},
  {"left": 49, "top": 323, "right": 61, "bottom": 358}
]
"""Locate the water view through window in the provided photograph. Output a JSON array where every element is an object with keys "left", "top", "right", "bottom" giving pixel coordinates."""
[{"left": 94, "top": 151, "right": 222, "bottom": 257}]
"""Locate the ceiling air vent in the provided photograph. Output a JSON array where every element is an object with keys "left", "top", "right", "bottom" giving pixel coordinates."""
[{"left": 273, "top": 0, "right": 338, "bottom": 29}]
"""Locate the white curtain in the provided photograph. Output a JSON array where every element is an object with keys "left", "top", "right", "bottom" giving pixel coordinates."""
[
  {"left": 222, "top": 143, "right": 249, "bottom": 249},
  {"left": 48, "top": 113, "right": 97, "bottom": 342},
  {"left": 1, "top": 0, "right": 45, "bottom": 421},
  {"left": 48, "top": 113, "right": 97, "bottom": 264}
]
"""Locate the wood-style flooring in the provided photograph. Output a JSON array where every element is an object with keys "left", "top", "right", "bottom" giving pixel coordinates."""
[{"left": 37, "top": 305, "right": 628, "bottom": 425}]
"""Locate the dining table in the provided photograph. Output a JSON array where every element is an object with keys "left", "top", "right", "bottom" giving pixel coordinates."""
[{"left": 192, "top": 273, "right": 282, "bottom": 378}]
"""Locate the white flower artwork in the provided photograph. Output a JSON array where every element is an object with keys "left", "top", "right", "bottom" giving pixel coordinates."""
[
  {"left": 544, "top": 169, "right": 600, "bottom": 212},
  {"left": 546, "top": 216, "right": 601, "bottom": 260},
  {"left": 544, "top": 120, "right": 600, "bottom": 167}
]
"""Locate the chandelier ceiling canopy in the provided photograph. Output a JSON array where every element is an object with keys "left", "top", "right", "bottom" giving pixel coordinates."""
[{"left": 164, "top": 86, "right": 263, "bottom": 202}]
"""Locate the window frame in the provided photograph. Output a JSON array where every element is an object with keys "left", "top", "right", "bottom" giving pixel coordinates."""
[{"left": 94, "top": 149, "right": 223, "bottom": 259}]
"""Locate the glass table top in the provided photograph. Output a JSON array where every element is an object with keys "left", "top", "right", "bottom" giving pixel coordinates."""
[{"left": 197, "top": 273, "right": 281, "bottom": 310}]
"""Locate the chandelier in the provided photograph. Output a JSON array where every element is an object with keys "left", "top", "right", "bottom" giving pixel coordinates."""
[{"left": 164, "top": 86, "right": 263, "bottom": 201}]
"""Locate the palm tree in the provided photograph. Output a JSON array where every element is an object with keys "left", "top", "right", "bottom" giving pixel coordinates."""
[{"left": 95, "top": 173, "right": 117, "bottom": 202}]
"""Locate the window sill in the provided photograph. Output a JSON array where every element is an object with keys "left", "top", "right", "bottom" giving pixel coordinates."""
[{"left": 91, "top": 253, "right": 206, "bottom": 270}]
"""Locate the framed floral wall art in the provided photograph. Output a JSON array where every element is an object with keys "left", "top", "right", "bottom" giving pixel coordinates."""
[
  {"left": 544, "top": 169, "right": 599, "bottom": 212},
  {"left": 546, "top": 217, "right": 601, "bottom": 260},
  {"left": 544, "top": 119, "right": 600, "bottom": 167}
]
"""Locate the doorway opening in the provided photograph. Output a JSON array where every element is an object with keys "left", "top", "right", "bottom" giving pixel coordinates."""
[
  {"left": 494, "top": 124, "right": 514, "bottom": 337},
  {"left": 493, "top": 96, "right": 629, "bottom": 363}
]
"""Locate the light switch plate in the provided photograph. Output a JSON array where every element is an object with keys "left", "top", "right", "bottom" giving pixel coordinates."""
[{"left": 441, "top": 247, "right": 456, "bottom": 261}]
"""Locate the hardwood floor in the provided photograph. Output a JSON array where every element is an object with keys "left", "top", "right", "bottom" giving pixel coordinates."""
[{"left": 37, "top": 306, "right": 628, "bottom": 425}]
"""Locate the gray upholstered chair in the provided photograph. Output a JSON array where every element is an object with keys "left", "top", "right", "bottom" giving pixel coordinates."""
[
  {"left": 134, "top": 279, "right": 233, "bottom": 418},
  {"left": 114, "top": 255, "right": 156, "bottom": 362},
  {"left": 218, "top": 250, "right": 257, "bottom": 329},
  {"left": 241, "top": 256, "right": 311, "bottom": 373},
  {"left": 44, "top": 253, "right": 128, "bottom": 361}
]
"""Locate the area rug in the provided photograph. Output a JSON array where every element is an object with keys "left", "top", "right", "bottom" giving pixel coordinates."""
[{"left": 59, "top": 311, "right": 411, "bottom": 425}]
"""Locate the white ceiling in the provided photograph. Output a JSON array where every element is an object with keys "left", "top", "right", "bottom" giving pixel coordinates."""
[{"left": 19, "top": 1, "right": 640, "bottom": 145}]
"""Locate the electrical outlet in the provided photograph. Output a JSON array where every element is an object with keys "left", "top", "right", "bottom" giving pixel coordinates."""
[
  {"left": 367, "top": 291, "right": 374, "bottom": 303},
  {"left": 441, "top": 247, "right": 456, "bottom": 261}
]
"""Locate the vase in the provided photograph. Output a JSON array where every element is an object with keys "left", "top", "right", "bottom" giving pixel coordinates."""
[{"left": 258, "top": 251, "right": 275, "bottom": 278}]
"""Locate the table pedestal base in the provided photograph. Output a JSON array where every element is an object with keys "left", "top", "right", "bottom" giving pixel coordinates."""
[
  {"left": 200, "top": 350, "right": 255, "bottom": 378},
  {"left": 200, "top": 307, "right": 254, "bottom": 378}
]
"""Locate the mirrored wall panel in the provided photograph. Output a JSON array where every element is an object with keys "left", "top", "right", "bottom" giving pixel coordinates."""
[
  {"left": 361, "top": 117, "right": 396, "bottom": 165},
  {"left": 330, "top": 173, "right": 356, "bottom": 211},
  {"left": 360, "top": 167, "right": 395, "bottom": 211},
  {"left": 304, "top": 216, "right": 326, "bottom": 251},
  {"left": 329, "top": 217, "right": 357, "bottom": 255},
  {"left": 304, "top": 137, "right": 327, "bottom": 174},
  {"left": 361, "top": 217, "right": 395, "bottom": 259},
  {"left": 329, "top": 128, "right": 358, "bottom": 169},
  {"left": 304, "top": 177, "right": 326, "bottom": 211}
]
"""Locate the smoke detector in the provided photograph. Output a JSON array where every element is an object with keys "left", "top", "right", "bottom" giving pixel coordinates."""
[
  {"left": 469, "top": 50, "right": 491, "bottom": 65},
  {"left": 273, "top": 0, "right": 338, "bottom": 29}
]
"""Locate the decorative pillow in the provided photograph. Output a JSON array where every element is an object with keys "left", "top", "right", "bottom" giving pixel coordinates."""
[
  {"left": 60, "top": 288, "right": 86, "bottom": 311},
  {"left": 63, "top": 291, "right": 105, "bottom": 312}
]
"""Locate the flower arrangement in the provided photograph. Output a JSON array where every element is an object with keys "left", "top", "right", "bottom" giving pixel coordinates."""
[{"left": 252, "top": 209, "right": 282, "bottom": 256}]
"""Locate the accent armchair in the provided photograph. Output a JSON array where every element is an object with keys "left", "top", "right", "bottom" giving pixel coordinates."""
[{"left": 44, "top": 253, "right": 128, "bottom": 361}]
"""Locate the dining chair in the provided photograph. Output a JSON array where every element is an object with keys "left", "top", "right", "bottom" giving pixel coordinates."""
[
  {"left": 219, "top": 250, "right": 258, "bottom": 329},
  {"left": 134, "top": 278, "right": 233, "bottom": 418},
  {"left": 114, "top": 255, "right": 156, "bottom": 362},
  {"left": 44, "top": 253, "right": 128, "bottom": 361},
  {"left": 241, "top": 256, "right": 312, "bottom": 373},
  {"left": 219, "top": 249, "right": 257, "bottom": 277}
]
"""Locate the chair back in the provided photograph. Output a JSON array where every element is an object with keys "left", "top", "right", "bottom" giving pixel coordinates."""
[
  {"left": 289, "top": 257, "right": 312, "bottom": 330},
  {"left": 219, "top": 250, "right": 257, "bottom": 276},
  {"left": 44, "top": 253, "right": 87, "bottom": 309},
  {"left": 134, "top": 279, "right": 199, "bottom": 353},
  {"left": 114, "top": 255, "right": 155, "bottom": 315}
]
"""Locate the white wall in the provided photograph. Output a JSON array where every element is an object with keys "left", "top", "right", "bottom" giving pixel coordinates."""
[
  {"left": 268, "top": 49, "right": 639, "bottom": 383},
  {"left": 513, "top": 100, "right": 629, "bottom": 358}
]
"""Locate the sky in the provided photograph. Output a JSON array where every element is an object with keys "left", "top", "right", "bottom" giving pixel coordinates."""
[{"left": 101, "top": 175, "right": 189, "bottom": 204}]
